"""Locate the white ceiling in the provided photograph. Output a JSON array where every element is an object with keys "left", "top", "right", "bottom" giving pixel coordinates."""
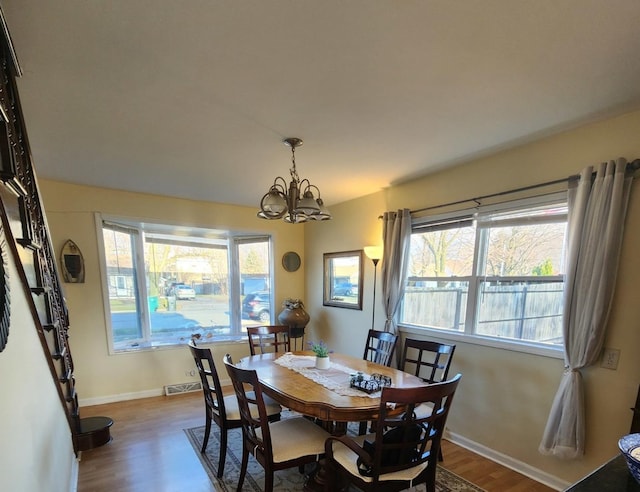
[{"left": 2, "top": 1, "right": 640, "bottom": 210}]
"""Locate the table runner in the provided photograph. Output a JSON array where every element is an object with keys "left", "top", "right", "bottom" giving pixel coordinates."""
[{"left": 274, "top": 352, "right": 384, "bottom": 398}]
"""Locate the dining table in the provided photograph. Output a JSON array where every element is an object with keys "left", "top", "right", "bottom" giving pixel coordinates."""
[
  {"left": 238, "top": 351, "right": 426, "bottom": 426},
  {"left": 237, "top": 350, "right": 426, "bottom": 490}
]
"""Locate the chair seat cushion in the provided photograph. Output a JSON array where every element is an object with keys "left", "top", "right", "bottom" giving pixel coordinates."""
[
  {"left": 223, "top": 392, "right": 281, "bottom": 421},
  {"left": 412, "top": 402, "right": 434, "bottom": 419},
  {"left": 258, "top": 417, "right": 330, "bottom": 463},
  {"left": 331, "top": 434, "right": 429, "bottom": 483}
]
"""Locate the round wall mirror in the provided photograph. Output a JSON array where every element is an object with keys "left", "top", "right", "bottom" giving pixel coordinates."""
[{"left": 282, "top": 251, "right": 301, "bottom": 272}]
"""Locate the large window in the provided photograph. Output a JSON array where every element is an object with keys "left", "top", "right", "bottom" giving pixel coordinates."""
[
  {"left": 400, "top": 194, "right": 567, "bottom": 348},
  {"left": 98, "top": 216, "right": 273, "bottom": 352}
]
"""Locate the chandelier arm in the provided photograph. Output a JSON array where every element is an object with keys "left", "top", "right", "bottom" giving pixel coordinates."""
[
  {"left": 271, "top": 176, "right": 288, "bottom": 192},
  {"left": 298, "top": 178, "right": 311, "bottom": 191},
  {"left": 302, "top": 183, "right": 322, "bottom": 198}
]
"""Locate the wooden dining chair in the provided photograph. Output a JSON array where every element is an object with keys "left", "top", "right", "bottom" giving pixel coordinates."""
[
  {"left": 222, "top": 354, "right": 331, "bottom": 492},
  {"left": 362, "top": 329, "right": 398, "bottom": 367},
  {"left": 247, "top": 325, "right": 291, "bottom": 355},
  {"left": 399, "top": 338, "right": 456, "bottom": 461},
  {"left": 399, "top": 338, "right": 456, "bottom": 384},
  {"left": 325, "top": 374, "right": 462, "bottom": 492},
  {"left": 359, "top": 329, "right": 399, "bottom": 434},
  {"left": 188, "top": 341, "right": 281, "bottom": 478}
]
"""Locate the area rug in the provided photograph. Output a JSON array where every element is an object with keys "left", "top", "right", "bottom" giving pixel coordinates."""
[{"left": 184, "top": 424, "right": 485, "bottom": 491}]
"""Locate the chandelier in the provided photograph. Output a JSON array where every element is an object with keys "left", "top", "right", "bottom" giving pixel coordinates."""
[{"left": 257, "top": 137, "right": 332, "bottom": 223}]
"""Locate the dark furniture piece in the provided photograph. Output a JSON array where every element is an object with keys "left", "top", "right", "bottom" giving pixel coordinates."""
[
  {"left": 76, "top": 416, "right": 114, "bottom": 451},
  {"left": 188, "top": 341, "right": 281, "bottom": 478},
  {"left": 325, "top": 374, "right": 462, "bottom": 492},
  {"left": 630, "top": 384, "right": 640, "bottom": 433},
  {"left": 247, "top": 325, "right": 291, "bottom": 355},
  {"left": 564, "top": 454, "right": 640, "bottom": 491},
  {"left": 223, "top": 354, "right": 331, "bottom": 492}
]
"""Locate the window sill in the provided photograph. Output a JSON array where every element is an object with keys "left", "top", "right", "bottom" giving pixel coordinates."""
[
  {"left": 110, "top": 336, "right": 248, "bottom": 354},
  {"left": 398, "top": 324, "right": 564, "bottom": 359}
]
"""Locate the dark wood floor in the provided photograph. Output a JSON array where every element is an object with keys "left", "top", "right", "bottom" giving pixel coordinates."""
[{"left": 77, "top": 392, "right": 555, "bottom": 492}]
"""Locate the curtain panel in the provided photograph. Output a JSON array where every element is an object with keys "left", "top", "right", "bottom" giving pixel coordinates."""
[
  {"left": 381, "top": 209, "right": 411, "bottom": 334},
  {"left": 539, "top": 158, "right": 634, "bottom": 458}
]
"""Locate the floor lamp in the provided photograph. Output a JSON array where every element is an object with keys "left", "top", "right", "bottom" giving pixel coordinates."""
[{"left": 364, "top": 246, "right": 383, "bottom": 331}]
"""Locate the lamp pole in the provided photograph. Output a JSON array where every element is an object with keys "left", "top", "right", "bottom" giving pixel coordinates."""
[{"left": 371, "top": 258, "right": 379, "bottom": 331}]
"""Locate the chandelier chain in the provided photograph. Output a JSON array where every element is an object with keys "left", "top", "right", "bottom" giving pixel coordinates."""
[{"left": 289, "top": 146, "right": 300, "bottom": 183}]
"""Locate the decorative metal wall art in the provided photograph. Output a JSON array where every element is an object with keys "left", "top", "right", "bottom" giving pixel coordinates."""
[
  {"left": 0, "top": 219, "right": 9, "bottom": 352},
  {"left": 60, "top": 239, "right": 85, "bottom": 283}
]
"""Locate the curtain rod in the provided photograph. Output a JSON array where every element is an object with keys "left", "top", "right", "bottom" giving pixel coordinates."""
[{"left": 403, "top": 158, "right": 640, "bottom": 217}]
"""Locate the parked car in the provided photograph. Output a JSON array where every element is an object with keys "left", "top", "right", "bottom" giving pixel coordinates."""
[
  {"left": 170, "top": 283, "right": 196, "bottom": 300},
  {"left": 242, "top": 291, "right": 271, "bottom": 322},
  {"left": 333, "top": 282, "right": 354, "bottom": 296}
]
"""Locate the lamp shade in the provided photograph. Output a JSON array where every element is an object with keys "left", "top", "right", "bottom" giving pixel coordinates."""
[
  {"left": 311, "top": 198, "right": 332, "bottom": 220},
  {"left": 364, "top": 246, "right": 383, "bottom": 261},
  {"left": 295, "top": 190, "right": 321, "bottom": 215},
  {"left": 262, "top": 189, "right": 287, "bottom": 214}
]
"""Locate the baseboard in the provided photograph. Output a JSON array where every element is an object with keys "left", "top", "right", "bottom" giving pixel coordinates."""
[
  {"left": 77, "top": 379, "right": 232, "bottom": 407},
  {"left": 444, "top": 430, "right": 570, "bottom": 491},
  {"left": 78, "top": 388, "right": 164, "bottom": 407}
]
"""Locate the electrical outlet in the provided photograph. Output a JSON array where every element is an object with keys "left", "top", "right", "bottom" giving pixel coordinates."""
[{"left": 601, "top": 347, "right": 620, "bottom": 370}]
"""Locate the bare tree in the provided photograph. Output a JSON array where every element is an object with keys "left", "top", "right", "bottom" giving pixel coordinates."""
[
  {"left": 485, "top": 224, "right": 564, "bottom": 276},
  {"left": 410, "top": 229, "right": 475, "bottom": 276}
]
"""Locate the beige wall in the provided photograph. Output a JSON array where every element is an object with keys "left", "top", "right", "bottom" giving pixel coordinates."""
[
  {"left": 39, "top": 183, "right": 305, "bottom": 402},
  {"left": 0, "top": 233, "right": 76, "bottom": 490},
  {"left": 304, "top": 109, "right": 640, "bottom": 486}
]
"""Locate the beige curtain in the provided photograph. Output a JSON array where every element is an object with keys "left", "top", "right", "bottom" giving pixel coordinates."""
[
  {"left": 381, "top": 209, "right": 411, "bottom": 334},
  {"left": 539, "top": 158, "right": 634, "bottom": 458}
]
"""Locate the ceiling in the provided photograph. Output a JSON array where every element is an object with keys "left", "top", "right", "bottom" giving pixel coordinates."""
[{"left": 2, "top": 1, "right": 640, "bottom": 211}]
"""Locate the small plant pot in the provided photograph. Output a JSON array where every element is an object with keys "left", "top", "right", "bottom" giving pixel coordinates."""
[{"left": 315, "top": 355, "right": 330, "bottom": 370}]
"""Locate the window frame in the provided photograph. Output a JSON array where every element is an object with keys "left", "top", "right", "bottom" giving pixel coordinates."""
[
  {"left": 96, "top": 213, "right": 274, "bottom": 354},
  {"left": 398, "top": 193, "right": 568, "bottom": 358}
]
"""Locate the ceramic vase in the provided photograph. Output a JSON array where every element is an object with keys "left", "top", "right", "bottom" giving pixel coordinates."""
[
  {"left": 315, "top": 355, "right": 330, "bottom": 370},
  {"left": 277, "top": 305, "right": 310, "bottom": 339}
]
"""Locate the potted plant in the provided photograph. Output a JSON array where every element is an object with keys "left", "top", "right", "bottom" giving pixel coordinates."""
[{"left": 308, "top": 340, "right": 331, "bottom": 369}]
